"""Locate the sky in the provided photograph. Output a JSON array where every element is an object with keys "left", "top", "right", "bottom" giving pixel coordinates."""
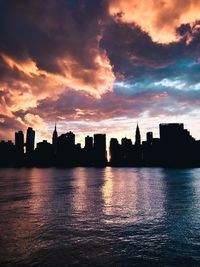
[{"left": 1, "top": 0, "right": 200, "bottom": 145}]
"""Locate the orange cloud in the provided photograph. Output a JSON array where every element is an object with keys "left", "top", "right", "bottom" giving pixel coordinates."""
[
  {"left": 1, "top": 48, "right": 115, "bottom": 97},
  {"left": 55, "top": 49, "right": 115, "bottom": 97},
  {"left": 0, "top": 48, "right": 115, "bottom": 115},
  {"left": 109, "top": 0, "right": 200, "bottom": 43},
  {"left": 23, "top": 113, "right": 50, "bottom": 142},
  {"left": 0, "top": 46, "right": 115, "bottom": 141},
  {"left": 0, "top": 53, "right": 43, "bottom": 77}
]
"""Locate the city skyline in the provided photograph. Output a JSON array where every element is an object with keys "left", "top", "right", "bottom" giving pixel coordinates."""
[
  {"left": 1, "top": 122, "right": 200, "bottom": 167},
  {"left": 1, "top": 1, "right": 200, "bottom": 143},
  {"left": 3, "top": 121, "right": 200, "bottom": 149}
]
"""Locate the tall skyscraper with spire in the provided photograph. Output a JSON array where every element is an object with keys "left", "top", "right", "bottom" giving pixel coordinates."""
[
  {"left": 135, "top": 123, "right": 141, "bottom": 146},
  {"left": 52, "top": 124, "right": 58, "bottom": 154}
]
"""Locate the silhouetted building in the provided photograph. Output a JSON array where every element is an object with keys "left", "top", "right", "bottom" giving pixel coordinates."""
[
  {"left": 52, "top": 124, "right": 58, "bottom": 154},
  {"left": 57, "top": 131, "right": 76, "bottom": 166},
  {"left": 135, "top": 123, "right": 141, "bottom": 146},
  {"left": 121, "top": 137, "right": 133, "bottom": 165},
  {"left": 15, "top": 130, "right": 24, "bottom": 154},
  {"left": 83, "top": 136, "right": 93, "bottom": 166},
  {"left": 35, "top": 140, "right": 54, "bottom": 166},
  {"left": 26, "top": 127, "right": 35, "bottom": 155},
  {"left": 160, "top": 123, "right": 184, "bottom": 144},
  {"left": 159, "top": 123, "right": 196, "bottom": 166},
  {"left": 142, "top": 135, "right": 161, "bottom": 167},
  {"left": 94, "top": 134, "right": 107, "bottom": 165},
  {"left": 66, "top": 131, "right": 75, "bottom": 146},
  {"left": 0, "top": 140, "right": 16, "bottom": 166},
  {"left": 146, "top": 132, "right": 153, "bottom": 145},
  {"left": 110, "top": 138, "right": 122, "bottom": 165},
  {"left": 122, "top": 137, "right": 132, "bottom": 147},
  {"left": 85, "top": 136, "right": 93, "bottom": 150}
]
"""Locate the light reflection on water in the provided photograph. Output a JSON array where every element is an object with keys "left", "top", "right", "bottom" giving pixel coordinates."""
[
  {"left": 0, "top": 167, "right": 200, "bottom": 266},
  {"left": 102, "top": 168, "right": 166, "bottom": 225}
]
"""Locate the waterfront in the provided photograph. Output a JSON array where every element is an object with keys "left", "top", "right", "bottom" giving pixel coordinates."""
[{"left": 0, "top": 168, "right": 200, "bottom": 266}]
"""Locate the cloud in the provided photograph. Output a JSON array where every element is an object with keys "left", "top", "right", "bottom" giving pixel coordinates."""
[
  {"left": 0, "top": 112, "right": 50, "bottom": 142},
  {"left": 109, "top": 0, "right": 200, "bottom": 43},
  {"left": 0, "top": 1, "right": 115, "bottom": 97},
  {"left": 0, "top": 0, "right": 114, "bottom": 140},
  {"left": 24, "top": 113, "right": 50, "bottom": 141},
  {"left": 101, "top": 20, "right": 185, "bottom": 78},
  {"left": 0, "top": 115, "right": 25, "bottom": 141},
  {"left": 1, "top": 1, "right": 200, "bottom": 143},
  {"left": 27, "top": 82, "right": 200, "bottom": 124}
]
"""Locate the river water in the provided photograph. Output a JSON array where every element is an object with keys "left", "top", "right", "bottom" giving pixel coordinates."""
[{"left": 0, "top": 167, "right": 200, "bottom": 266}]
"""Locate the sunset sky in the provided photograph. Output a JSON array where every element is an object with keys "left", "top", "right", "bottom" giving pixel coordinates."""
[{"left": 1, "top": 0, "right": 200, "bottom": 145}]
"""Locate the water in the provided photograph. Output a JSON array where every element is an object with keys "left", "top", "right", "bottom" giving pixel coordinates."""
[{"left": 0, "top": 168, "right": 200, "bottom": 267}]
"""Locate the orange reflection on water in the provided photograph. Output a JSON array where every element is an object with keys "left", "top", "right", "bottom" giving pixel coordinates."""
[
  {"left": 102, "top": 167, "right": 113, "bottom": 208},
  {"left": 102, "top": 168, "right": 166, "bottom": 225},
  {"left": 102, "top": 167, "right": 139, "bottom": 225}
]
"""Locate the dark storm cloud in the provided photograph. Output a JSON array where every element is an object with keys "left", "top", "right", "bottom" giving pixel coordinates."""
[
  {"left": 100, "top": 19, "right": 200, "bottom": 80},
  {"left": 101, "top": 21, "right": 182, "bottom": 71},
  {"left": 0, "top": 0, "right": 108, "bottom": 73}
]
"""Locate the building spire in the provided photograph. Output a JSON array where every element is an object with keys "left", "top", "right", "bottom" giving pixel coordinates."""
[
  {"left": 53, "top": 123, "right": 58, "bottom": 135},
  {"left": 135, "top": 123, "right": 141, "bottom": 146},
  {"left": 52, "top": 123, "right": 58, "bottom": 153}
]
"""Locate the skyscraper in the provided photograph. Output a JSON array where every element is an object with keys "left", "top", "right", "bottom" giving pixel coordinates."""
[
  {"left": 56, "top": 131, "right": 76, "bottom": 166},
  {"left": 146, "top": 132, "right": 153, "bottom": 144},
  {"left": 110, "top": 138, "right": 121, "bottom": 165},
  {"left": 135, "top": 123, "right": 141, "bottom": 146},
  {"left": 15, "top": 130, "right": 24, "bottom": 154},
  {"left": 94, "top": 134, "right": 107, "bottom": 165},
  {"left": 52, "top": 124, "right": 58, "bottom": 154},
  {"left": 85, "top": 136, "right": 93, "bottom": 150},
  {"left": 66, "top": 131, "right": 75, "bottom": 146},
  {"left": 159, "top": 123, "right": 184, "bottom": 143},
  {"left": 83, "top": 136, "right": 93, "bottom": 166},
  {"left": 26, "top": 127, "right": 35, "bottom": 154}
]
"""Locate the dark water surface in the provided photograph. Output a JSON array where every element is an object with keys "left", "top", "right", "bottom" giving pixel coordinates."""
[{"left": 0, "top": 168, "right": 200, "bottom": 267}]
